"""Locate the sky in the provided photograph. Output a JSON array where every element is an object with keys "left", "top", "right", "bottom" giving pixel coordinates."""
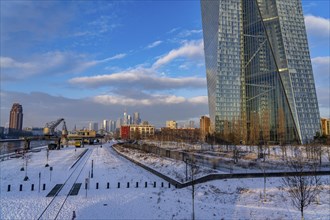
[{"left": 0, "top": 0, "right": 329, "bottom": 130}]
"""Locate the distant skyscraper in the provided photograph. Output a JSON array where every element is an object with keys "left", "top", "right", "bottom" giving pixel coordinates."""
[
  {"left": 123, "top": 111, "right": 128, "bottom": 125},
  {"left": 116, "top": 118, "right": 122, "bottom": 129},
  {"left": 189, "top": 120, "right": 195, "bottom": 129},
  {"left": 9, "top": 103, "right": 23, "bottom": 130},
  {"left": 127, "top": 114, "right": 132, "bottom": 125},
  {"left": 133, "top": 112, "right": 141, "bottom": 125},
  {"left": 109, "top": 120, "right": 116, "bottom": 132},
  {"left": 201, "top": 0, "right": 320, "bottom": 144},
  {"left": 89, "top": 122, "right": 98, "bottom": 131},
  {"left": 103, "top": 120, "right": 109, "bottom": 132}
]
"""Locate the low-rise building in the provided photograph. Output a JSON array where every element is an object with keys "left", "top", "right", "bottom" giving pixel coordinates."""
[
  {"left": 166, "top": 120, "right": 177, "bottom": 129},
  {"left": 130, "top": 124, "right": 155, "bottom": 139},
  {"left": 120, "top": 126, "right": 130, "bottom": 139},
  {"left": 158, "top": 127, "right": 200, "bottom": 143},
  {"left": 200, "top": 116, "right": 211, "bottom": 141}
]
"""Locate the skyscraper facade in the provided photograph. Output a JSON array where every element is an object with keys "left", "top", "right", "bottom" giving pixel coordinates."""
[
  {"left": 201, "top": 0, "right": 320, "bottom": 144},
  {"left": 9, "top": 103, "right": 23, "bottom": 130},
  {"left": 133, "top": 112, "right": 141, "bottom": 125}
]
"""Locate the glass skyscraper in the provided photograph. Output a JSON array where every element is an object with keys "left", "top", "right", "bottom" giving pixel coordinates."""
[{"left": 201, "top": 0, "right": 320, "bottom": 144}]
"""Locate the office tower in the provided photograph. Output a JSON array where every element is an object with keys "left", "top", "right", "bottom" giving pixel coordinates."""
[
  {"left": 123, "top": 111, "right": 128, "bottom": 125},
  {"left": 166, "top": 120, "right": 177, "bottom": 129},
  {"left": 189, "top": 120, "right": 195, "bottom": 129},
  {"left": 9, "top": 103, "right": 23, "bottom": 130},
  {"left": 109, "top": 120, "right": 116, "bottom": 132},
  {"left": 103, "top": 120, "right": 109, "bottom": 132},
  {"left": 201, "top": 0, "right": 320, "bottom": 144},
  {"left": 116, "top": 118, "right": 122, "bottom": 129},
  {"left": 133, "top": 112, "right": 141, "bottom": 125},
  {"left": 89, "top": 122, "right": 98, "bottom": 131},
  {"left": 127, "top": 115, "right": 132, "bottom": 125}
]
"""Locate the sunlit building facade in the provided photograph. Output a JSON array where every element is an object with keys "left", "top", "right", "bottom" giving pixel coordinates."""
[
  {"left": 201, "top": 0, "right": 320, "bottom": 144},
  {"left": 9, "top": 103, "right": 23, "bottom": 131}
]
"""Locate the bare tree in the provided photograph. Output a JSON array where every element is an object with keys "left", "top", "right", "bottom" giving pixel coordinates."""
[
  {"left": 187, "top": 157, "right": 200, "bottom": 220},
  {"left": 261, "top": 109, "right": 271, "bottom": 161},
  {"left": 249, "top": 112, "right": 260, "bottom": 146},
  {"left": 280, "top": 157, "right": 322, "bottom": 220}
]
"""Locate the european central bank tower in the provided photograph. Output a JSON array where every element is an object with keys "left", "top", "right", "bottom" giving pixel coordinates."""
[{"left": 201, "top": 0, "right": 320, "bottom": 144}]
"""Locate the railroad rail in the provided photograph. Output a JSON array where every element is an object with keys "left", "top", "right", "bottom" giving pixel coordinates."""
[{"left": 37, "top": 149, "right": 92, "bottom": 220}]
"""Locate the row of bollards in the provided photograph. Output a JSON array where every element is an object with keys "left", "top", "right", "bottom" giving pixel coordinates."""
[
  {"left": 84, "top": 181, "right": 172, "bottom": 189},
  {"left": 7, "top": 183, "right": 46, "bottom": 192},
  {"left": 7, "top": 181, "right": 175, "bottom": 192}
]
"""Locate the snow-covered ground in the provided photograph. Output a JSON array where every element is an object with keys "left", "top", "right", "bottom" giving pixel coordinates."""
[
  {"left": 1, "top": 141, "right": 329, "bottom": 219},
  {"left": 114, "top": 145, "right": 223, "bottom": 183}
]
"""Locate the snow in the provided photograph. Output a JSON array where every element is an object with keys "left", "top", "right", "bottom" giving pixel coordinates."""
[{"left": 1, "top": 141, "right": 329, "bottom": 219}]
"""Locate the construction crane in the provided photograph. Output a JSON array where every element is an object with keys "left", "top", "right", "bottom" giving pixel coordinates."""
[{"left": 43, "top": 118, "right": 68, "bottom": 136}]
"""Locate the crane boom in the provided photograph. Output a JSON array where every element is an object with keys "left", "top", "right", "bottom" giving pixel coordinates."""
[{"left": 43, "top": 118, "right": 66, "bottom": 136}]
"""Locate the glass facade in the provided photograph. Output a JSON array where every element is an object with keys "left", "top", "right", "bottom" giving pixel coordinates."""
[{"left": 201, "top": 0, "right": 321, "bottom": 144}]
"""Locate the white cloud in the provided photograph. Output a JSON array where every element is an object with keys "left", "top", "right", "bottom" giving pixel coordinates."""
[
  {"left": 311, "top": 56, "right": 330, "bottom": 118},
  {"left": 178, "top": 29, "right": 203, "bottom": 38},
  {"left": 152, "top": 40, "right": 204, "bottom": 69},
  {"left": 188, "top": 96, "right": 208, "bottom": 104},
  {"left": 93, "top": 94, "right": 205, "bottom": 106},
  {"left": 1, "top": 52, "right": 126, "bottom": 80},
  {"left": 69, "top": 67, "right": 206, "bottom": 90},
  {"left": 304, "top": 15, "right": 330, "bottom": 38},
  {"left": 146, "top": 40, "right": 163, "bottom": 49}
]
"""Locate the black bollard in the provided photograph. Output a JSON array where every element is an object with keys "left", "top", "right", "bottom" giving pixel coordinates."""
[
  {"left": 168, "top": 182, "right": 171, "bottom": 188},
  {"left": 7, "top": 185, "right": 11, "bottom": 192},
  {"left": 85, "top": 183, "right": 88, "bottom": 189},
  {"left": 153, "top": 182, "right": 156, "bottom": 188},
  {"left": 43, "top": 184, "right": 46, "bottom": 191},
  {"left": 161, "top": 182, "right": 164, "bottom": 187},
  {"left": 145, "top": 182, "right": 147, "bottom": 188},
  {"left": 19, "top": 184, "right": 23, "bottom": 191},
  {"left": 118, "top": 182, "right": 120, "bottom": 188},
  {"left": 127, "top": 182, "right": 130, "bottom": 188},
  {"left": 31, "top": 184, "right": 34, "bottom": 191},
  {"left": 136, "top": 182, "right": 139, "bottom": 188},
  {"left": 96, "top": 182, "right": 99, "bottom": 189},
  {"left": 107, "top": 182, "right": 109, "bottom": 189}
]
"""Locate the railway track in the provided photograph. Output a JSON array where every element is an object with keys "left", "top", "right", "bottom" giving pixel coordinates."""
[{"left": 37, "top": 148, "right": 92, "bottom": 220}]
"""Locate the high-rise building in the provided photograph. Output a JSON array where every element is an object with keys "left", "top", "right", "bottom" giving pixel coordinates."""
[
  {"left": 166, "top": 120, "right": 177, "bottom": 129},
  {"left": 201, "top": 0, "right": 320, "bottom": 144},
  {"left": 109, "top": 120, "right": 116, "bottom": 132},
  {"left": 188, "top": 120, "right": 195, "bottom": 129},
  {"left": 116, "top": 118, "right": 122, "bottom": 129},
  {"left": 9, "top": 103, "right": 23, "bottom": 130},
  {"left": 89, "top": 122, "right": 98, "bottom": 131},
  {"left": 123, "top": 111, "right": 128, "bottom": 125},
  {"left": 103, "top": 120, "right": 109, "bottom": 132},
  {"left": 133, "top": 112, "right": 141, "bottom": 125}
]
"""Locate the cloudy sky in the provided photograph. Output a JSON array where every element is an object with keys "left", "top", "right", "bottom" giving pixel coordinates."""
[{"left": 1, "top": 0, "right": 329, "bottom": 129}]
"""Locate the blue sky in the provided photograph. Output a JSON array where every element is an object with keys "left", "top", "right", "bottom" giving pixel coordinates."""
[{"left": 1, "top": 0, "right": 329, "bottom": 129}]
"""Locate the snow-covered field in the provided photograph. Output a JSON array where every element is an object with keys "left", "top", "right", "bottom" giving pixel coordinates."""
[
  {"left": 114, "top": 145, "right": 223, "bottom": 183},
  {"left": 1, "top": 141, "right": 329, "bottom": 219}
]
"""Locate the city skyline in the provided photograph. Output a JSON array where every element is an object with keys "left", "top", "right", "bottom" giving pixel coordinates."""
[{"left": 1, "top": 1, "right": 329, "bottom": 130}]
